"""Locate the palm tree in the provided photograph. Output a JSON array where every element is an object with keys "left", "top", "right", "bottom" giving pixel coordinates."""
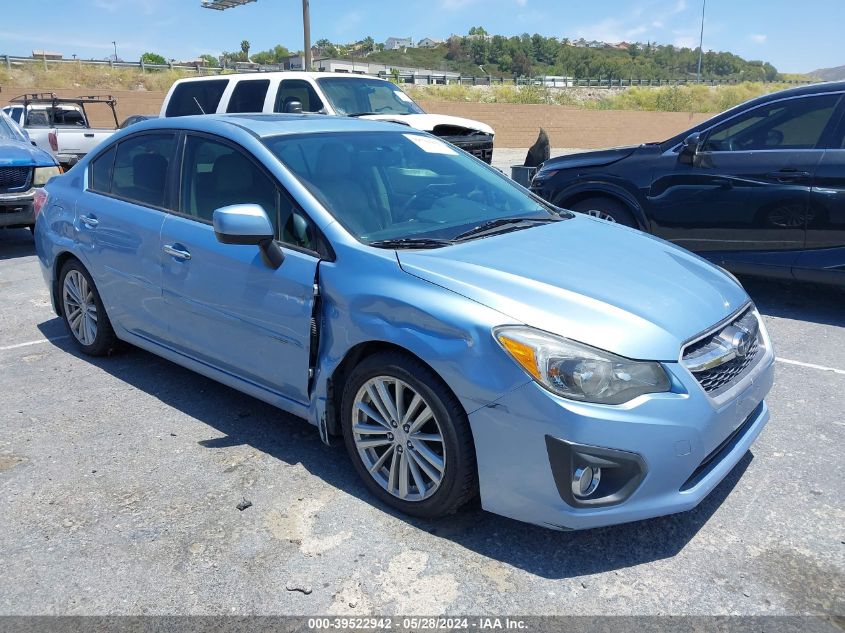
[{"left": 240, "top": 40, "right": 251, "bottom": 61}]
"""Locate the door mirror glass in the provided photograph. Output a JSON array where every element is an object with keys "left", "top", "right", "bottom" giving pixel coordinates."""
[
  {"left": 283, "top": 99, "right": 303, "bottom": 114},
  {"left": 213, "top": 204, "right": 275, "bottom": 245},
  {"left": 679, "top": 132, "right": 702, "bottom": 164}
]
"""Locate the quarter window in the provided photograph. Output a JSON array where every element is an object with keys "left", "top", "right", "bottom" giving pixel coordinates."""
[
  {"left": 165, "top": 80, "right": 229, "bottom": 117},
  {"left": 703, "top": 95, "right": 840, "bottom": 152},
  {"left": 274, "top": 80, "right": 324, "bottom": 113},
  {"left": 227, "top": 79, "right": 270, "bottom": 113},
  {"left": 110, "top": 133, "right": 175, "bottom": 208}
]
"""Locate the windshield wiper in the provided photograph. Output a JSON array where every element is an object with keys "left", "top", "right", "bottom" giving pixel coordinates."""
[
  {"left": 368, "top": 237, "right": 454, "bottom": 249},
  {"left": 453, "top": 216, "right": 560, "bottom": 241},
  {"left": 347, "top": 112, "right": 383, "bottom": 117}
]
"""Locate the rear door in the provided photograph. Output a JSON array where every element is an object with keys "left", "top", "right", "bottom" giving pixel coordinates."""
[
  {"left": 159, "top": 132, "right": 320, "bottom": 404},
  {"left": 799, "top": 97, "right": 845, "bottom": 283},
  {"left": 74, "top": 133, "right": 176, "bottom": 342},
  {"left": 648, "top": 93, "right": 840, "bottom": 275}
]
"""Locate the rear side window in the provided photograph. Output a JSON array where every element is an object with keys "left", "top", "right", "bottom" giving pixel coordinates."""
[
  {"left": 165, "top": 80, "right": 229, "bottom": 117},
  {"left": 703, "top": 95, "right": 840, "bottom": 152},
  {"left": 227, "top": 79, "right": 270, "bottom": 113},
  {"left": 89, "top": 146, "right": 117, "bottom": 193},
  {"left": 111, "top": 133, "right": 175, "bottom": 208},
  {"left": 274, "top": 80, "right": 324, "bottom": 113}
]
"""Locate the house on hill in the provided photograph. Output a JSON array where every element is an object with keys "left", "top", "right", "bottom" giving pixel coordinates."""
[
  {"left": 417, "top": 37, "right": 444, "bottom": 49},
  {"left": 384, "top": 37, "right": 413, "bottom": 50}
]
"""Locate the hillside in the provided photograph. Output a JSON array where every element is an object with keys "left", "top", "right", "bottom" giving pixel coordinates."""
[{"left": 810, "top": 65, "right": 845, "bottom": 81}]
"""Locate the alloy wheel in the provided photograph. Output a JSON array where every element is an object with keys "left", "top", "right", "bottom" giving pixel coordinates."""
[
  {"left": 62, "top": 270, "right": 98, "bottom": 346},
  {"left": 352, "top": 376, "right": 446, "bottom": 502},
  {"left": 584, "top": 209, "right": 618, "bottom": 223}
]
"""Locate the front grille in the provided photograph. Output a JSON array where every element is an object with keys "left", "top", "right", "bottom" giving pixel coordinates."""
[
  {"left": 0, "top": 167, "right": 32, "bottom": 192},
  {"left": 682, "top": 308, "right": 762, "bottom": 396},
  {"left": 438, "top": 135, "right": 494, "bottom": 164}
]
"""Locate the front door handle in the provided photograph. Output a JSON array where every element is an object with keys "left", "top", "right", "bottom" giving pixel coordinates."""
[
  {"left": 80, "top": 214, "right": 99, "bottom": 228},
  {"left": 766, "top": 170, "right": 810, "bottom": 182},
  {"left": 163, "top": 244, "right": 192, "bottom": 261}
]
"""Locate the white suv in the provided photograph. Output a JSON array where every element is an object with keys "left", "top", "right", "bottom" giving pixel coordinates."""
[{"left": 160, "top": 72, "right": 495, "bottom": 163}]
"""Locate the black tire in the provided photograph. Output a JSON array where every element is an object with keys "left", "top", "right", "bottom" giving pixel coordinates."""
[
  {"left": 569, "top": 196, "right": 637, "bottom": 227},
  {"left": 341, "top": 351, "right": 477, "bottom": 519},
  {"left": 59, "top": 259, "right": 120, "bottom": 356}
]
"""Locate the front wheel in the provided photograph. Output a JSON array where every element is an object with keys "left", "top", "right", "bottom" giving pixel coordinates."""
[
  {"left": 341, "top": 352, "right": 477, "bottom": 518},
  {"left": 59, "top": 259, "right": 119, "bottom": 356},
  {"left": 569, "top": 196, "right": 637, "bottom": 227}
]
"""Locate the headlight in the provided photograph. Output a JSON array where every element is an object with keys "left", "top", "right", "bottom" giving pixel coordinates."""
[
  {"left": 532, "top": 169, "right": 559, "bottom": 182},
  {"left": 33, "top": 166, "right": 62, "bottom": 186},
  {"left": 494, "top": 326, "right": 671, "bottom": 405}
]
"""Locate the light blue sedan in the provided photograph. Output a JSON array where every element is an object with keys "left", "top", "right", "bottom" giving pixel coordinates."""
[{"left": 34, "top": 114, "right": 774, "bottom": 529}]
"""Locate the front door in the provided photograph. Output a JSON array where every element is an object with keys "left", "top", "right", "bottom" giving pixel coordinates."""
[
  {"left": 75, "top": 133, "right": 176, "bottom": 342},
  {"left": 648, "top": 94, "right": 841, "bottom": 273},
  {"left": 160, "top": 133, "right": 319, "bottom": 404}
]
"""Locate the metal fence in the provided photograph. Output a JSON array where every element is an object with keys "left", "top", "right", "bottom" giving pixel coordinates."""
[{"left": 2, "top": 54, "right": 815, "bottom": 88}]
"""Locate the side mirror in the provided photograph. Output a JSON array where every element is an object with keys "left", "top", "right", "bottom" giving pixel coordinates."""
[
  {"left": 212, "top": 204, "right": 284, "bottom": 269},
  {"left": 679, "top": 132, "right": 702, "bottom": 165},
  {"left": 283, "top": 99, "right": 303, "bottom": 114}
]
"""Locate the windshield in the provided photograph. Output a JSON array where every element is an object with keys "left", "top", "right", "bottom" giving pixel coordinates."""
[
  {"left": 316, "top": 78, "right": 424, "bottom": 116},
  {"left": 265, "top": 131, "right": 558, "bottom": 245},
  {"left": 0, "top": 113, "right": 27, "bottom": 142}
]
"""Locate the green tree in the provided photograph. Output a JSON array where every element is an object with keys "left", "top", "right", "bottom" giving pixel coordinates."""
[
  {"left": 199, "top": 54, "right": 219, "bottom": 67},
  {"left": 140, "top": 52, "right": 166, "bottom": 65},
  {"left": 240, "top": 40, "right": 251, "bottom": 60},
  {"left": 252, "top": 44, "right": 292, "bottom": 65}
]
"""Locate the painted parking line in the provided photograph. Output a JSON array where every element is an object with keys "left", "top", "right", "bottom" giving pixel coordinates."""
[
  {"left": 775, "top": 357, "right": 845, "bottom": 376},
  {"left": 0, "top": 336, "right": 69, "bottom": 351}
]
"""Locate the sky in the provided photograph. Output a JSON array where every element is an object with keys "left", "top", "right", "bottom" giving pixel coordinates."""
[{"left": 1, "top": 0, "right": 842, "bottom": 73}]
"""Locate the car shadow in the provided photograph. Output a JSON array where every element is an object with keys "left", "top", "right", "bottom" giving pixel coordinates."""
[
  {"left": 38, "top": 319, "right": 751, "bottom": 580},
  {"left": 0, "top": 228, "right": 35, "bottom": 260},
  {"left": 739, "top": 275, "right": 844, "bottom": 328}
]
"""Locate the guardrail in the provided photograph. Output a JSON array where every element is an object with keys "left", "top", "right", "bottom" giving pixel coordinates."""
[{"left": 1, "top": 54, "right": 815, "bottom": 88}]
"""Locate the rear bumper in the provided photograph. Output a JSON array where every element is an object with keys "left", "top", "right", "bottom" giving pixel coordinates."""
[{"left": 0, "top": 187, "right": 36, "bottom": 227}]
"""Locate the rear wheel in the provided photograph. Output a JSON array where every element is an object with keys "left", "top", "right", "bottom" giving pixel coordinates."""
[
  {"left": 569, "top": 196, "right": 637, "bottom": 227},
  {"left": 341, "top": 351, "right": 477, "bottom": 518},
  {"left": 59, "top": 260, "right": 119, "bottom": 356}
]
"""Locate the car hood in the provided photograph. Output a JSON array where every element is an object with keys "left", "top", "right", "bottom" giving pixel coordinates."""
[
  {"left": 397, "top": 216, "right": 748, "bottom": 361},
  {"left": 360, "top": 113, "right": 495, "bottom": 137},
  {"left": 542, "top": 145, "right": 639, "bottom": 170},
  {"left": 0, "top": 139, "right": 56, "bottom": 166}
]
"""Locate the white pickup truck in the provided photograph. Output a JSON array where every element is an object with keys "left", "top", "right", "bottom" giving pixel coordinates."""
[{"left": 2, "top": 94, "right": 118, "bottom": 169}]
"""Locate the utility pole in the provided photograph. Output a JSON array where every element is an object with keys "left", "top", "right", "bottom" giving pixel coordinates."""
[
  {"left": 303, "top": 0, "right": 311, "bottom": 69},
  {"left": 696, "top": 0, "right": 706, "bottom": 83},
  {"left": 112, "top": 41, "right": 118, "bottom": 61}
]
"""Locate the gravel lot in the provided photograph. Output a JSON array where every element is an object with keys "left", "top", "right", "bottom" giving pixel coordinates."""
[{"left": 1, "top": 199, "right": 843, "bottom": 617}]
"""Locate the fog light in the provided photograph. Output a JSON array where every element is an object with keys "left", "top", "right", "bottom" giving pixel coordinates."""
[{"left": 572, "top": 466, "right": 601, "bottom": 498}]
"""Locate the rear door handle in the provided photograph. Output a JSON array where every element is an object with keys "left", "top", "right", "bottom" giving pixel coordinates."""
[
  {"left": 80, "top": 214, "right": 99, "bottom": 228},
  {"left": 163, "top": 244, "right": 192, "bottom": 261},
  {"left": 766, "top": 170, "right": 810, "bottom": 181},
  {"left": 84, "top": 133, "right": 95, "bottom": 138}
]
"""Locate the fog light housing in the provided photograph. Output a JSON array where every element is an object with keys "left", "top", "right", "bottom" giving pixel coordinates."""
[
  {"left": 572, "top": 466, "right": 601, "bottom": 498},
  {"left": 546, "top": 435, "right": 646, "bottom": 508}
]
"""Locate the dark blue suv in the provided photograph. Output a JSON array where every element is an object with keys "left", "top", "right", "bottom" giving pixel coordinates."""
[{"left": 531, "top": 82, "right": 845, "bottom": 286}]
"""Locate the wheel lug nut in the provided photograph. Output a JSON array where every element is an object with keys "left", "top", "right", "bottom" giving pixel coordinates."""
[
  {"left": 403, "top": 425, "right": 410, "bottom": 432},
  {"left": 391, "top": 421, "right": 398, "bottom": 428},
  {"left": 387, "top": 433, "right": 394, "bottom": 441},
  {"left": 397, "top": 446, "right": 403, "bottom": 453},
  {"left": 407, "top": 441, "right": 413, "bottom": 449}
]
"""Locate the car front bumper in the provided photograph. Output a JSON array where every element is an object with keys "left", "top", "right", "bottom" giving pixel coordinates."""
[
  {"left": 0, "top": 187, "right": 36, "bottom": 227},
  {"left": 468, "top": 346, "right": 775, "bottom": 530}
]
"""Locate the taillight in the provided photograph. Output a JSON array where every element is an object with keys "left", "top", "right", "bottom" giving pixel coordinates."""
[
  {"left": 33, "top": 188, "right": 48, "bottom": 219},
  {"left": 48, "top": 131, "right": 58, "bottom": 152}
]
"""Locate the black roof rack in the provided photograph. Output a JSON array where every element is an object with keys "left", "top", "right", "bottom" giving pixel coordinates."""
[{"left": 10, "top": 93, "right": 118, "bottom": 106}]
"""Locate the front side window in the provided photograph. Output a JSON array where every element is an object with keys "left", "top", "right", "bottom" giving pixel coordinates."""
[
  {"left": 265, "top": 131, "right": 555, "bottom": 244},
  {"left": 166, "top": 80, "right": 229, "bottom": 117},
  {"left": 227, "top": 79, "right": 270, "bottom": 113},
  {"left": 703, "top": 95, "right": 840, "bottom": 152},
  {"left": 111, "top": 133, "right": 175, "bottom": 208},
  {"left": 180, "top": 136, "right": 278, "bottom": 230},
  {"left": 315, "top": 78, "right": 424, "bottom": 116},
  {"left": 274, "top": 80, "right": 324, "bottom": 113}
]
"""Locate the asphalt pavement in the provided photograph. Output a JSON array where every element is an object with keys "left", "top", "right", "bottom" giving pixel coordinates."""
[{"left": 0, "top": 212, "right": 843, "bottom": 617}]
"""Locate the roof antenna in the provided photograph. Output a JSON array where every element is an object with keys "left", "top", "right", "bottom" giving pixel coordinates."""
[{"left": 193, "top": 97, "right": 206, "bottom": 114}]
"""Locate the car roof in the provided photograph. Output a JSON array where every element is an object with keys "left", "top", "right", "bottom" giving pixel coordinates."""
[
  {"left": 172, "top": 71, "right": 392, "bottom": 84},
  {"left": 138, "top": 113, "right": 416, "bottom": 138}
]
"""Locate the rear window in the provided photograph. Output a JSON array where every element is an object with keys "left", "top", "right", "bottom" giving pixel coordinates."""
[
  {"left": 227, "top": 79, "right": 270, "bottom": 113},
  {"left": 165, "top": 80, "right": 229, "bottom": 117}
]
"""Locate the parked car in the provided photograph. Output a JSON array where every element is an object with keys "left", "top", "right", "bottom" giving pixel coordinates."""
[
  {"left": 159, "top": 72, "right": 495, "bottom": 163},
  {"left": 120, "top": 114, "right": 158, "bottom": 129},
  {"left": 530, "top": 81, "right": 845, "bottom": 286},
  {"left": 0, "top": 111, "right": 61, "bottom": 231},
  {"left": 3, "top": 93, "right": 119, "bottom": 169},
  {"left": 35, "top": 114, "right": 774, "bottom": 530}
]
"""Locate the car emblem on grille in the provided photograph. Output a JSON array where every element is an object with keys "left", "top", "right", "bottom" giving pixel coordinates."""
[{"left": 731, "top": 329, "right": 751, "bottom": 358}]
